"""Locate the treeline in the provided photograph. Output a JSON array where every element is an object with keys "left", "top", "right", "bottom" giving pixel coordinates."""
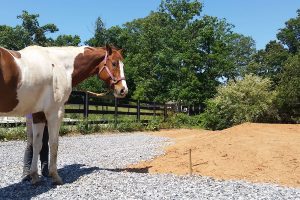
[{"left": 0, "top": 0, "right": 299, "bottom": 129}]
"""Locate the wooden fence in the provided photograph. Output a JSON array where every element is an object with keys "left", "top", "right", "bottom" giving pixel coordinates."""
[
  {"left": 65, "top": 91, "right": 167, "bottom": 125},
  {"left": 0, "top": 91, "right": 168, "bottom": 127}
]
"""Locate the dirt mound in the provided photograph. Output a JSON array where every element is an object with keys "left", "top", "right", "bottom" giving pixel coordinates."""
[{"left": 129, "top": 123, "right": 300, "bottom": 188}]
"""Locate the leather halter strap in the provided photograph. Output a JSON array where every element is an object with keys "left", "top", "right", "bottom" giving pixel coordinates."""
[{"left": 99, "top": 51, "right": 126, "bottom": 88}]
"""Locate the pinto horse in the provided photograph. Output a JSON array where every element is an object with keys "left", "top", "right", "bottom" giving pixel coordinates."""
[{"left": 0, "top": 44, "right": 128, "bottom": 184}]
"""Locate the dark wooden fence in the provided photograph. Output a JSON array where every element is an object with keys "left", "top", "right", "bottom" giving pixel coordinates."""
[
  {"left": 0, "top": 91, "right": 168, "bottom": 127},
  {"left": 65, "top": 91, "right": 167, "bottom": 125}
]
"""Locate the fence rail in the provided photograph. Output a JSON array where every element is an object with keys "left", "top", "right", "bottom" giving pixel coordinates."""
[
  {"left": 66, "top": 91, "right": 167, "bottom": 123},
  {"left": 0, "top": 91, "right": 168, "bottom": 127}
]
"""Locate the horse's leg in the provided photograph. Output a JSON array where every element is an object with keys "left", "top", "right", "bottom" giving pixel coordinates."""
[
  {"left": 46, "top": 107, "right": 64, "bottom": 185},
  {"left": 30, "top": 122, "right": 45, "bottom": 184},
  {"left": 22, "top": 117, "right": 34, "bottom": 181}
]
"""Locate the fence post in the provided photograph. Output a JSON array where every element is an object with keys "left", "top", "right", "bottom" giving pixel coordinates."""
[
  {"left": 137, "top": 100, "right": 141, "bottom": 122},
  {"left": 153, "top": 102, "right": 156, "bottom": 116},
  {"left": 114, "top": 97, "right": 118, "bottom": 128},
  {"left": 164, "top": 103, "right": 167, "bottom": 122},
  {"left": 83, "top": 92, "right": 89, "bottom": 118}
]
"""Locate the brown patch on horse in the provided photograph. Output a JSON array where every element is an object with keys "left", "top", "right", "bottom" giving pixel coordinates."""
[
  {"left": 72, "top": 46, "right": 124, "bottom": 88},
  {"left": 72, "top": 47, "right": 106, "bottom": 86},
  {"left": 0, "top": 47, "right": 21, "bottom": 112},
  {"left": 8, "top": 50, "right": 21, "bottom": 59},
  {"left": 32, "top": 112, "right": 47, "bottom": 124}
]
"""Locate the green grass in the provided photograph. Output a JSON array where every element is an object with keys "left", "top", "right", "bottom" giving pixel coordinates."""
[
  {"left": 0, "top": 113, "right": 201, "bottom": 141},
  {"left": 0, "top": 126, "right": 26, "bottom": 141}
]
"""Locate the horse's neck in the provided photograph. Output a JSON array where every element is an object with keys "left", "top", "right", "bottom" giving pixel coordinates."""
[
  {"left": 20, "top": 46, "right": 100, "bottom": 87},
  {"left": 72, "top": 48, "right": 106, "bottom": 87}
]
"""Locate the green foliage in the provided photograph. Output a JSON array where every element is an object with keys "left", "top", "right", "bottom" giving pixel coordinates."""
[
  {"left": 164, "top": 113, "right": 202, "bottom": 128},
  {"left": 116, "top": 121, "right": 144, "bottom": 132},
  {"left": 246, "top": 41, "right": 290, "bottom": 85},
  {"left": 0, "top": 126, "right": 26, "bottom": 141},
  {"left": 0, "top": 25, "right": 30, "bottom": 50},
  {"left": 76, "top": 119, "right": 92, "bottom": 134},
  {"left": 87, "top": 0, "right": 255, "bottom": 105},
  {"left": 201, "top": 75, "right": 278, "bottom": 130},
  {"left": 16, "top": 10, "right": 59, "bottom": 46},
  {"left": 54, "top": 35, "right": 81, "bottom": 46},
  {"left": 276, "top": 53, "right": 300, "bottom": 122},
  {"left": 85, "top": 17, "right": 108, "bottom": 46},
  {"left": 145, "top": 117, "right": 162, "bottom": 131},
  {"left": 200, "top": 100, "right": 234, "bottom": 130},
  {"left": 277, "top": 9, "right": 300, "bottom": 54},
  {"left": 75, "top": 76, "right": 107, "bottom": 93},
  {"left": 0, "top": 10, "right": 80, "bottom": 50},
  {"left": 59, "top": 125, "right": 73, "bottom": 136},
  {"left": 242, "top": 9, "right": 300, "bottom": 124}
]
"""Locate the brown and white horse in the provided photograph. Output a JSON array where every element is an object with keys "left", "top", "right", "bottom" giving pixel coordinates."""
[{"left": 0, "top": 44, "right": 128, "bottom": 184}]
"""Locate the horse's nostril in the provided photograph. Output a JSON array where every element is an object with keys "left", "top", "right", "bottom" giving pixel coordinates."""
[{"left": 120, "top": 89, "right": 125, "bottom": 95}]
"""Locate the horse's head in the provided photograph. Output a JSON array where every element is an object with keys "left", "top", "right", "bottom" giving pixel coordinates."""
[{"left": 97, "top": 44, "right": 128, "bottom": 98}]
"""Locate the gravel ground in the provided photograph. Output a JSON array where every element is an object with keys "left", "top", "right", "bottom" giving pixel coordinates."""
[{"left": 0, "top": 133, "right": 299, "bottom": 200}]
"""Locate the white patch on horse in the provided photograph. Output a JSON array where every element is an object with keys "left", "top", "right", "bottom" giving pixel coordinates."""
[
  {"left": 5, "top": 46, "right": 86, "bottom": 116},
  {"left": 119, "top": 61, "right": 128, "bottom": 93}
]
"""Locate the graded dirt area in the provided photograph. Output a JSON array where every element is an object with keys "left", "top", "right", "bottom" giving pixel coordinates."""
[{"left": 129, "top": 123, "right": 300, "bottom": 188}]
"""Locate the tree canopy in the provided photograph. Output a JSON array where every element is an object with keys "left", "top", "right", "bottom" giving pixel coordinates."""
[{"left": 87, "top": 0, "right": 255, "bottom": 106}]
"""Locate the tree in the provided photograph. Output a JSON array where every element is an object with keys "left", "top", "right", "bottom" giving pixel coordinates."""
[
  {"left": 85, "top": 17, "right": 108, "bottom": 47},
  {"left": 87, "top": 0, "right": 255, "bottom": 105},
  {"left": 244, "top": 9, "right": 300, "bottom": 122},
  {"left": 246, "top": 41, "right": 289, "bottom": 85},
  {"left": 54, "top": 35, "right": 81, "bottom": 46},
  {"left": 277, "top": 9, "right": 300, "bottom": 54},
  {"left": 0, "top": 25, "right": 30, "bottom": 50},
  {"left": 17, "top": 10, "right": 59, "bottom": 46},
  {"left": 276, "top": 53, "right": 300, "bottom": 122}
]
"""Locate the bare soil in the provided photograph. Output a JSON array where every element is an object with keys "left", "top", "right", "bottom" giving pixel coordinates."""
[{"left": 129, "top": 123, "right": 300, "bottom": 188}]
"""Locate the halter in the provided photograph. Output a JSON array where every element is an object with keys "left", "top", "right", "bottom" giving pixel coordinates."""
[{"left": 99, "top": 51, "right": 126, "bottom": 88}]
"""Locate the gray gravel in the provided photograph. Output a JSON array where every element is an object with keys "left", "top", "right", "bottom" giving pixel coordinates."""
[{"left": 0, "top": 133, "right": 299, "bottom": 200}]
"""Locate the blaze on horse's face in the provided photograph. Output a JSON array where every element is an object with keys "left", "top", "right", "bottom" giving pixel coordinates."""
[{"left": 98, "top": 45, "right": 128, "bottom": 98}]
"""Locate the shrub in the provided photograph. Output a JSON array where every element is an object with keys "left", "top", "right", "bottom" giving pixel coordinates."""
[
  {"left": 116, "top": 121, "right": 144, "bottom": 132},
  {"left": 0, "top": 126, "right": 26, "bottom": 141},
  {"left": 201, "top": 74, "right": 278, "bottom": 130},
  {"left": 59, "top": 125, "right": 73, "bottom": 136},
  {"left": 146, "top": 117, "right": 162, "bottom": 131},
  {"left": 76, "top": 119, "right": 92, "bottom": 134},
  {"left": 164, "top": 113, "right": 202, "bottom": 128}
]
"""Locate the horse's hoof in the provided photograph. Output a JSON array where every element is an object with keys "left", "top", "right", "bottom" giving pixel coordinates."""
[
  {"left": 30, "top": 173, "right": 40, "bottom": 185},
  {"left": 52, "top": 179, "right": 63, "bottom": 185},
  {"left": 52, "top": 176, "right": 63, "bottom": 185},
  {"left": 21, "top": 174, "right": 31, "bottom": 182}
]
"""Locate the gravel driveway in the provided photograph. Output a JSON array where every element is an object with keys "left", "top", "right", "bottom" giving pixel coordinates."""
[{"left": 0, "top": 133, "right": 299, "bottom": 200}]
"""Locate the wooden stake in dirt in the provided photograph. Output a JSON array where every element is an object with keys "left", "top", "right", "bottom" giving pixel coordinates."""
[{"left": 189, "top": 149, "right": 192, "bottom": 176}]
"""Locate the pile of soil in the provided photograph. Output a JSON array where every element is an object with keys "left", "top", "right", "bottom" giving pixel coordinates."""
[{"left": 130, "top": 123, "right": 300, "bottom": 188}]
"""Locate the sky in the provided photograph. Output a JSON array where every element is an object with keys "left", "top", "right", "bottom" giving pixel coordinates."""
[{"left": 0, "top": 0, "right": 299, "bottom": 50}]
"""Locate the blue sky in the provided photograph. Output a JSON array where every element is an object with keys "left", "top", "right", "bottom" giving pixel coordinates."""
[{"left": 0, "top": 0, "right": 299, "bottom": 50}]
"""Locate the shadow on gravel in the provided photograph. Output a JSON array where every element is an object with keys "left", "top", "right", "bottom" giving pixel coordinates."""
[
  {"left": 0, "top": 164, "right": 100, "bottom": 200},
  {"left": 102, "top": 166, "right": 152, "bottom": 173}
]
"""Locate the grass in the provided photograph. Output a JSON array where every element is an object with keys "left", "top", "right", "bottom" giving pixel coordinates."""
[
  {"left": 0, "top": 113, "right": 202, "bottom": 141},
  {"left": 0, "top": 126, "right": 26, "bottom": 141}
]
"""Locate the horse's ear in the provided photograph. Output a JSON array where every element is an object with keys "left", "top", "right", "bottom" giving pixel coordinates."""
[{"left": 106, "top": 44, "right": 113, "bottom": 55}]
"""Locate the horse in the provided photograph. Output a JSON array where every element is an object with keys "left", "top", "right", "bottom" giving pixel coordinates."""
[{"left": 0, "top": 44, "right": 128, "bottom": 185}]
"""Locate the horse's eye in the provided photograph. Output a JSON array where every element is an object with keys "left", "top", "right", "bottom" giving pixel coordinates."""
[{"left": 112, "top": 62, "right": 117, "bottom": 67}]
